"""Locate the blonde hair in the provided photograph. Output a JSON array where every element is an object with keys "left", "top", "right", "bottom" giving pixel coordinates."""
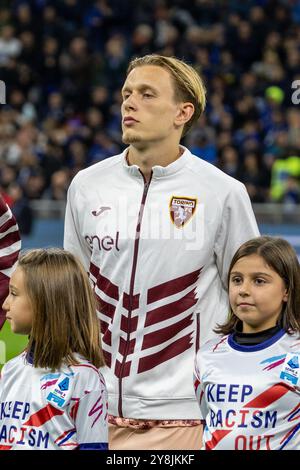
[
  {"left": 18, "top": 248, "right": 105, "bottom": 370},
  {"left": 127, "top": 54, "right": 206, "bottom": 137}
]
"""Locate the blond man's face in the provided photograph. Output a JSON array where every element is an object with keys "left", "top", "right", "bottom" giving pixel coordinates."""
[{"left": 121, "top": 65, "right": 182, "bottom": 148}]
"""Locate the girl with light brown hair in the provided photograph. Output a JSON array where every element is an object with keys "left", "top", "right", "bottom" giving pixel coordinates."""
[{"left": 0, "top": 248, "right": 108, "bottom": 450}]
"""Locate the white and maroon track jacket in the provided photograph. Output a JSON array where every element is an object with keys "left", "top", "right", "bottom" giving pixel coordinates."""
[
  {"left": 64, "top": 147, "right": 259, "bottom": 420},
  {"left": 0, "top": 197, "right": 21, "bottom": 330}
]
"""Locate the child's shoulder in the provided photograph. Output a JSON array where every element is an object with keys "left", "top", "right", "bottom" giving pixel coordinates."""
[
  {"left": 285, "top": 331, "right": 300, "bottom": 349},
  {"left": 196, "top": 335, "right": 229, "bottom": 363},
  {"left": 39, "top": 356, "right": 106, "bottom": 411},
  {"left": 68, "top": 355, "right": 106, "bottom": 390},
  {"left": 288, "top": 331, "right": 300, "bottom": 340},
  {"left": 1, "top": 351, "right": 27, "bottom": 374},
  {"left": 200, "top": 335, "right": 229, "bottom": 353}
]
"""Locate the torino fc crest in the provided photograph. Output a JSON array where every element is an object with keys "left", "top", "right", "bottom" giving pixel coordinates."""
[{"left": 169, "top": 196, "right": 197, "bottom": 228}]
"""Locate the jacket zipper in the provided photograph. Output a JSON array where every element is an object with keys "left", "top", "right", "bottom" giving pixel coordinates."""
[{"left": 118, "top": 171, "right": 152, "bottom": 417}]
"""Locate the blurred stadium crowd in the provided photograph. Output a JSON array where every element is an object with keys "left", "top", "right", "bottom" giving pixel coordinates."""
[{"left": 0, "top": 0, "right": 299, "bottom": 234}]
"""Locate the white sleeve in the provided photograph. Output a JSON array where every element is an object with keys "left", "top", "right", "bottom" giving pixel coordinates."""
[
  {"left": 75, "top": 380, "right": 108, "bottom": 450},
  {"left": 193, "top": 353, "right": 207, "bottom": 421},
  {"left": 63, "top": 176, "right": 91, "bottom": 272},
  {"left": 214, "top": 182, "right": 259, "bottom": 287}
]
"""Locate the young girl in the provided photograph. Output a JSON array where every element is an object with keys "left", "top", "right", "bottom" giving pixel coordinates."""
[
  {"left": 0, "top": 248, "right": 108, "bottom": 450},
  {"left": 194, "top": 236, "right": 300, "bottom": 450}
]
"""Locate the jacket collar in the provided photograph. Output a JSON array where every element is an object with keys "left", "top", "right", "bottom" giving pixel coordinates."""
[{"left": 122, "top": 146, "right": 191, "bottom": 179}]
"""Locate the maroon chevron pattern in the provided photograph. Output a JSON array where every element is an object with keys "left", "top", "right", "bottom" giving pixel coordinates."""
[
  {"left": 91, "top": 265, "right": 202, "bottom": 377},
  {"left": 147, "top": 268, "right": 201, "bottom": 304},
  {"left": 144, "top": 289, "right": 197, "bottom": 327},
  {"left": 137, "top": 268, "right": 202, "bottom": 374},
  {"left": 114, "top": 291, "right": 141, "bottom": 377},
  {"left": 138, "top": 332, "right": 193, "bottom": 373},
  {"left": 89, "top": 262, "right": 119, "bottom": 369},
  {"left": 142, "top": 313, "right": 193, "bottom": 350}
]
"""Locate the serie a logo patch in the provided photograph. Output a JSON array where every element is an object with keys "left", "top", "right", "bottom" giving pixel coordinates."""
[
  {"left": 40, "top": 371, "right": 75, "bottom": 409},
  {"left": 169, "top": 196, "right": 197, "bottom": 228}
]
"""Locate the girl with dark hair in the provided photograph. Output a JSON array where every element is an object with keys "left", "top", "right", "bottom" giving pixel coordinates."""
[{"left": 194, "top": 236, "right": 300, "bottom": 450}]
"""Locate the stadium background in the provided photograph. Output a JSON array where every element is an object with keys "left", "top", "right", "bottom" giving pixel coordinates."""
[{"left": 0, "top": 0, "right": 299, "bottom": 365}]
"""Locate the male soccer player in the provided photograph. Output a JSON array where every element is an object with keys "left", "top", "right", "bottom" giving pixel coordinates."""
[{"left": 64, "top": 54, "right": 259, "bottom": 449}]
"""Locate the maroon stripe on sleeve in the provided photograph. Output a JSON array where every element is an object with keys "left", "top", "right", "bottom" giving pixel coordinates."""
[
  {"left": 100, "top": 318, "right": 109, "bottom": 335},
  {"left": 0, "top": 251, "right": 19, "bottom": 271},
  {"left": 145, "top": 289, "right": 197, "bottom": 327},
  {"left": 103, "top": 350, "right": 111, "bottom": 368},
  {"left": 90, "top": 262, "right": 119, "bottom": 300},
  {"left": 97, "top": 273, "right": 119, "bottom": 300},
  {"left": 95, "top": 293, "right": 116, "bottom": 320},
  {"left": 102, "top": 326, "right": 111, "bottom": 346},
  {"left": 0, "top": 198, "right": 8, "bottom": 214},
  {"left": 0, "top": 230, "right": 20, "bottom": 249},
  {"left": 90, "top": 262, "right": 99, "bottom": 279},
  {"left": 0, "top": 216, "right": 18, "bottom": 234}
]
